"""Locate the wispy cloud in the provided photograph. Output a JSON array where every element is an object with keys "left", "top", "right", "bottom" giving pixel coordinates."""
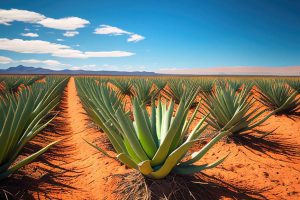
[
  {"left": 0, "top": 55, "right": 70, "bottom": 69},
  {"left": 94, "top": 24, "right": 145, "bottom": 42},
  {"left": 127, "top": 34, "right": 145, "bottom": 42},
  {"left": 0, "top": 9, "right": 89, "bottom": 30},
  {"left": 94, "top": 25, "right": 130, "bottom": 35},
  {"left": 56, "top": 38, "right": 64, "bottom": 41},
  {"left": 63, "top": 31, "right": 79, "bottom": 37},
  {"left": 21, "top": 32, "right": 39, "bottom": 37},
  {"left": 75, "top": 64, "right": 146, "bottom": 71},
  {"left": 19, "top": 59, "right": 70, "bottom": 67},
  {"left": 0, "top": 56, "right": 13, "bottom": 64},
  {"left": 0, "top": 38, "right": 135, "bottom": 58},
  {"left": 84, "top": 51, "right": 135, "bottom": 58}
]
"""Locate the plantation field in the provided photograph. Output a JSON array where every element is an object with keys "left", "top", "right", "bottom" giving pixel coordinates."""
[{"left": 0, "top": 76, "right": 300, "bottom": 200}]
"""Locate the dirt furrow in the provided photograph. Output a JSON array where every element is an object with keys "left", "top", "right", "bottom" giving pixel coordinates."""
[{"left": 30, "top": 77, "right": 124, "bottom": 199}]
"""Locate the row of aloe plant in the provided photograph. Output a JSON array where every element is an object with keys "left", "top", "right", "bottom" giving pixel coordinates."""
[
  {"left": 202, "top": 82, "right": 275, "bottom": 136},
  {"left": 77, "top": 76, "right": 300, "bottom": 177},
  {"left": 0, "top": 76, "right": 44, "bottom": 94},
  {"left": 76, "top": 77, "right": 231, "bottom": 179},
  {"left": 0, "top": 76, "right": 68, "bottom": 180},
  {"left": 109, "top": 77, "right": 300, "bottom": 115},
  {"left": 255, "top": 80, "right": 300, "bottom": 114}
]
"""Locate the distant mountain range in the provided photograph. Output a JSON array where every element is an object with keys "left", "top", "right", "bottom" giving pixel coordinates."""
[
  {"left": 1, "top": 65, "right": 300, "bottom": 76},
  {"left": 0, "top": 65, "right": 158, "bottom": 76}
]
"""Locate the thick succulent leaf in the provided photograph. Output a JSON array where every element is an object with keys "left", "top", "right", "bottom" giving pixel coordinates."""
[
  {"left": 133, "top": 99, "right": 157, "bottom": 158},
  {"left": 149, "top": 140, "right": 198, "bottom": 179},
  {"left": 115, "top": 108, "right": 149, "bottom": 161},
  {"left": 84, "top": 139, "right": 115, "bottom": 159},
  {"left": 0, "top": 140, "right": 59, "bottom": 181},
  {"left": 180, "top": 131, "right": 230, "bottom": 166},
  {"left": 138, "top": 160, "right": 153, "bottom": 175},
  {"left": 151, "top": 100, "right": 186, "bottom": 166},
  {"left": 173, "top": 153, "right": 230, "bottom": 174},
  {"left": 117, "top": 153, "right": 138, "bottom": 169}
]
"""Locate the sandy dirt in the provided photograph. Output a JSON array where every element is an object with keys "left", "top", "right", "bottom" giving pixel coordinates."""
[
  {"left": 1, "top": 77, "right": 300, "bottom": 200},
  {"left": 36, "top": 77, "right": 124, "bottom": 199},
  {"left": 1, "top": 77, "right": 125, "bottom": 199},
  {"left": 196, "top": 113, "right": 300, "bottom": 200}
]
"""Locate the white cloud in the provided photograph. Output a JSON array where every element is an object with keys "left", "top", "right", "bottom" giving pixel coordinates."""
[
  {"left": 70, "top": 66, "right": 80, "bottom": 70},
  {"left": 0, "top": 55, "right": 69, "bottom": 69},
  {"left": 75, "top": 64, "right": 96, "bottom": 70},
  {"left": 84, "top": 51, "right": 135, "bottom": 57},
  {"left": 19, "top": 59, "right": 69, "bottom": 67},
  {"left": 24, "top": 27, "right": 30, "bottom": 31},
  {"left": 94, "top": 25, "right": 130, "bottom": 35},
  {"left": 82, "top": 64, "right": 96, "bottom": 67},
  {"left": 94, "top": 24, "right": 145, "bottom": 42},
  {"left": 21, "top": 32, "right": 39, "bottom": 37},
  {"left": 63, "top": 31, "right": 79, "bottom": 37},
  {"left": 57, "top": 38, "right": 64, "bottom": 41},
  {"left": 38, "top": 17, "right": 89, "bottom": 30},
  {"left": 0, "top": 38, "right": 135, "bottom": 58},
  {"left": 0, "top": 56, "right": 13, "bottom": 64},
  {"left": 0, "top": 9, "right": 45, "bottom": 25},
  {"left": 127, "top": 34, "right": 145, "bottom": 42},
  {"left": 74, "top": 64, "right": 146, "bottom": 71},
  {"left": 0, "top": 9, "right": 89, "bottom": 30}
]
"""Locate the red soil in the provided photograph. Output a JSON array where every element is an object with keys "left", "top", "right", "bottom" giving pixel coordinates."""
[
  {"left": 33, "top": 77, "right": 126, "bottom": 199},
  {"left": 1, "top": 77, "right": 300, "bottom": 199},
  {"left": 2, "top": 77, "right": 126, "bottom": 199},
  {"left": 197, "top": 114, "right": 300, "bottom": 199}
]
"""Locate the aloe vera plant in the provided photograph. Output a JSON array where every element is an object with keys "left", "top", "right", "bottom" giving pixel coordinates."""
[
  {"left": 163, "top": 79, "right": 185, "bottom": 103},
  {"left": 132, "top": 79, "right": 159, "bottom": 105},
  {"left": 0, "top": 80, "right": 5, "bottom": 93},
  {"left": 110, "top": 78, "right": 133, "bottom": 96},
  {"left": 77, "top": 78, "right": 230, "bottom": 179},
  {"left": 255, "top": 80, "right": 300, "bottom": 114},
  {"left": 0, "top": 76, "right": 41, "bottom": 94},
  {"left": 203, "top": 83, "right": 272, "bottom": 135},
  {"left": 286, "top": 79, "right": 300, "bottom": 93},
  {"left": 153, "top": 79, "right": 167, "bottom": 92},
  {"left": 164, "top": 79, "right": 200, "bottom": 106},
  {"left": 0, "top": 77, "right": 68, "bottom": 180},
  {"left": 227, "top": 80, "right": 244, "bottom": 92},
  {"left": 197, "top": 78, "right": 215, "bottom": 94}
]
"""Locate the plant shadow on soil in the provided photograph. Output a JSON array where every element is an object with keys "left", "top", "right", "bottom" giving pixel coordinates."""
[
  {"left": 230, "top": 130, "right": 300, "bottom": 162},
  {"left": 2, "top": 95, "right": 299, "bottom": 200},
  {"left": 113, "top": 171, "right": 268, "bottom": 200},
  {"left": 0, "top": 96, "right": 85, "bottom": 200}
]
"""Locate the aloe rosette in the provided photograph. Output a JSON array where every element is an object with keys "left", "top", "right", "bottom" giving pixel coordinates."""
[
  {"left": 202, "top": 83, "right": 273, "bottom": 135},
  {"left": 76, "top": 78, "right": 230, "bottom": 179},
  {"left": 0, "top": 77, "right": 68, "bottom": 180},
  {"left": 256, "top": 80, "right": 300, "bottom": 114}
]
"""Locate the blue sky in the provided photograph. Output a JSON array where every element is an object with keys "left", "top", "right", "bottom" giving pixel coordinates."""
[{"left": 0, "top": 0, "right": 300, "bottom": 72}]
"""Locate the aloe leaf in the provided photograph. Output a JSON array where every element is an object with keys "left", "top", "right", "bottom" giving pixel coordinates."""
[
  {"left": 138, "top": 160, "right": 153, "bottom": 175},
  {"left": 173, "top": 153, "right": 230, "bottom": 174},
  {"left": 0, "top": 140, "right": 59, "bottom": 181},
  {"left": 149, "top": 140, "right": 198, "bottom": 179},
  {"left": 133, "top": 99, "right": 157, "bottom": 158},
  {"left": 117, "top": 153, "right": 138, "bottom": 170},
  {"left": 181, "top": 131, "right": 229, "bottom": 166}
]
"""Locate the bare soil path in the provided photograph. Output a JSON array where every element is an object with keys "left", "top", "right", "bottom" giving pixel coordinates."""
[{"left": 12, "top": 77, "right": 125, "bottom": 199}]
